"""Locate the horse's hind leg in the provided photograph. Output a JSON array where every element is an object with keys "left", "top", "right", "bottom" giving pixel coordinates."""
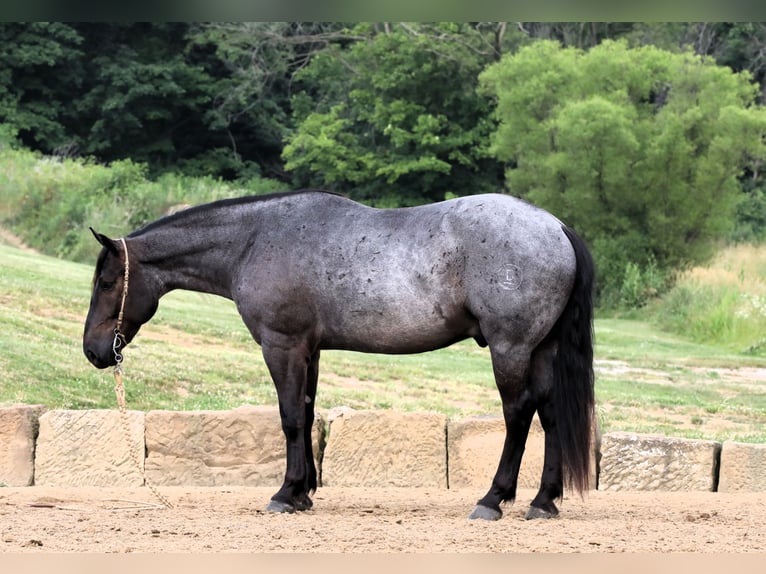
[
  {"left": 526, "top": 340, "right": 563, "bottom": 519},
  {"left": 469, "top": 341, "right": 537, "bottom": 521},
  {"left": 526, "top": 397, "right": 563, "bottom": 519}
]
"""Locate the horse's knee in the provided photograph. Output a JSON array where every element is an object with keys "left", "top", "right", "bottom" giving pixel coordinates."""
[{"left": 279, "top": 410, "right": 305, "bottom": 438}]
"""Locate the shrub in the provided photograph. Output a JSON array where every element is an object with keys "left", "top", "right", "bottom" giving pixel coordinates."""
[
  {"left": 0, "top": 146, "right": 283, "bottom": 263},
  {"left": 619, "top": 258, "right": 665, "bottom": 310},
  {"left": 651, "top": 244, "right": 766, "bottom": 354}
]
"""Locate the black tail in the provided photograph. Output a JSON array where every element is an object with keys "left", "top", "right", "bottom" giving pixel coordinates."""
[{"left": 554, "top": 225, "right": 596, "bottom": 495}]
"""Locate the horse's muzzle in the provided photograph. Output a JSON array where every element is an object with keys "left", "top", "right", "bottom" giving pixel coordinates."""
[{"left": 83, "top": 341, "right": 116, "bottom": 369}]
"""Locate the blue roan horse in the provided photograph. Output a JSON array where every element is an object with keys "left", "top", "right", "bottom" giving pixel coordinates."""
[{"left": 83, "top": 190, "right": 595, "bottom": 521}]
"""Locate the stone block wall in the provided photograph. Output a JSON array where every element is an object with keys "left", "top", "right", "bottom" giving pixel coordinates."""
[{"left": 1, "top": 405, "right": 764, "bottom": 492}]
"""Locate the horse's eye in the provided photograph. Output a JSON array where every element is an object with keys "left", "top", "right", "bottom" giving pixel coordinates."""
[{"left": 100, "top": 279, "right": 115, "bottom": 292}]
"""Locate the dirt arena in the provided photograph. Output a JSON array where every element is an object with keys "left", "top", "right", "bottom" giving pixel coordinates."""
[{"left": 1, "top": 485, "right": 764, "bottom": 553}]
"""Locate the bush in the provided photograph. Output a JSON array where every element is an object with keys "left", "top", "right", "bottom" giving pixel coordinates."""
[
  {"left": 591, "top": 233, "right": 669, "bottom": 309},
  {"left": 731, "top": 179, "right": 766, "bottom": 243},
  {"left": 618, "top": 258, "right": 665, "bottom": 310}
]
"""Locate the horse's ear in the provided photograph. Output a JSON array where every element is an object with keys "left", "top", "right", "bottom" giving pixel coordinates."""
[{"left": 89, "top": 227, "right": 119, "bottom": 254}]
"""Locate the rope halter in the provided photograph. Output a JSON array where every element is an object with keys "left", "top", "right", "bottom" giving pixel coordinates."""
[{"left": 112, "top": 237, "right": 130, "bottom": 370}]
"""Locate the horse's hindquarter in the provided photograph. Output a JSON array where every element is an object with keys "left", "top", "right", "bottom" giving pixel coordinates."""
[
  {"left": 240, "top": 193, "right": 575, "bottom": 354},
  {"left": 457, "top": 195, "right": 576, "bottom": 346}
]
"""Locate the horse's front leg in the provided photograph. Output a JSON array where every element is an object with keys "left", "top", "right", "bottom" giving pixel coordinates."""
[
  {"left": 303, "top": 350, "right": 321, "bottom": 500},
  {"left": 261, "top": 340, "right": 315, "bottom": 513}
]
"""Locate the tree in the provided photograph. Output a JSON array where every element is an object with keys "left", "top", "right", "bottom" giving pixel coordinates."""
[
  {"left": 68, "top": 24, "right": 215, "bottom": 167},
  {"left": 0, "top": 22, "right": 310, "bottom": 182},
  {"left": 516, "top": 22, "right": 636, "bottom": 49},
  {"left": 0, "top": 23, "right": 83, "bottom": 151},
  {"left": 282, "top": 23, "right": 524, "bottom": 206},
  {"left": 480, "top": 39, "right": 766, "bottom": 302},
  {"left": 185, "top": 22, "right": 361, "bottom": 181}
]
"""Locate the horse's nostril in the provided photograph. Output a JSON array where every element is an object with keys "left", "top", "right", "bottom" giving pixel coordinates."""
[{"left": 85, "top": 348, "right": 99, "bottom": 366}]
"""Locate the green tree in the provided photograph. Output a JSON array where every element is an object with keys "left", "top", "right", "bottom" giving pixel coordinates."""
[
  {"left": 0, "top": 23, "right": 300, "bottom": 182},
  {"left": 0, "top": 22, "right": 83, "bottom": 151},
  {"left": 186, "top": 22, "right": 360, "bottom": 181},
  {"left": 283, "top": 23, "right": 523, "bottom": 206},
  {"left": 69, "top": 24, "right": 214, "bottom": 166},
  {"left": 480, "top": 39, "right": 766, "bottom": 303}
]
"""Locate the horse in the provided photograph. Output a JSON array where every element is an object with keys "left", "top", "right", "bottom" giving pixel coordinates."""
[{"left": 83, "top": 189, "right": 595, "bottom": 521}]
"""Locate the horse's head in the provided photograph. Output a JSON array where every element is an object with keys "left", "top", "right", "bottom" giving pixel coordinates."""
[{"left": 83, "top": 229, "right": 159, "bottom": 369}]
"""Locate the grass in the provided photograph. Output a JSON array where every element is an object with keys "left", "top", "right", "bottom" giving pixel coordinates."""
[
  {"left": 1, "top": 241, "right": 765, "bottom": 443},
  {"left": 651, "top": 243, "right": 766, "bottom": 354},
  {"left": 594, "top": 317, "right": 766, "bottom": 442}
]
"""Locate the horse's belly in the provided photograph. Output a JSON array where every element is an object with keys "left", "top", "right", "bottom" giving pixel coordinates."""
[{"left": 319, "top": 302, "right": 476, "bottom": 354}]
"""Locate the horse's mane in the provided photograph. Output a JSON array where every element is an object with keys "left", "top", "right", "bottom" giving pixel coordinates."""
[{"left": 128, "top": 189, "right": 343, "bottom": 238}]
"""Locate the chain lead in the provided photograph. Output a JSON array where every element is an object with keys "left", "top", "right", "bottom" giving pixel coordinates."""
[{"left": 113, "top": 328, "right": 124, "bottom": 368}]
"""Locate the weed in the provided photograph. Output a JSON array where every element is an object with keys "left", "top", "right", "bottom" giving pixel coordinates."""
[
  {"left": 651, "top": 245, "right": 766, "bottom": 355},
  {"left": 0, "top": 147, "right": 282, "bottom": 264}
]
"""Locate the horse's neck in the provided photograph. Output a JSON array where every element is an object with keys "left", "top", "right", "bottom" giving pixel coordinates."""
[{"left": 132, "top": 224, "right": 242, "bottom": 300}]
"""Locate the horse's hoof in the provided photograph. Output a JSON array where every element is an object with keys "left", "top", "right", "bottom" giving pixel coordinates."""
[
  {"left": 266, "top": 499, "right": 295, "bottom": 514},
  {"left": 468, "top": 505, "right": 502, "bottom": 521},
  {"left": 525, "top": 505, "right": 558, "bottom": 520},
  {"left": 293, "top": 494, "right": 313, "bottom": 511}
]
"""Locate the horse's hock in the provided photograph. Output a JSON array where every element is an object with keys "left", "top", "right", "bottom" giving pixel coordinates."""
[{"left": 1, "top": 404, "right": 765, "bottom": 492}]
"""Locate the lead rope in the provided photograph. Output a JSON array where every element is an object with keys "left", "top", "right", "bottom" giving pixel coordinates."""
[{"left": 113, "top": 237, "right": 173, "bottom": 509}]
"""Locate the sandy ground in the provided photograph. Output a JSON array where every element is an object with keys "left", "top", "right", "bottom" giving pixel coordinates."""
[{"left": 1, "top": 486, "right": 764, "bottom": 553}]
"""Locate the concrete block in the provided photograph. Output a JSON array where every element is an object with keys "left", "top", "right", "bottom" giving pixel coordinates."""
[
  {"left": 599, "top": 432, "right": 720, "bottom": 491},
  {"left": 447, "top": 415, "right": 543, "bottom": 490},
  {"left": 447, "top": 414, "right": 598, "bottom": 492},
  {"left": 35, "top": 409, "right": 145, "bottom": 487},
  {"left": 718, "top": 441, "right": 766, "bottom": 492},
  {"left": 322, "top": 409, "right": 447, "bottom": 488},
  {"left": 144, "top": 405, "right": 325, "bottom": 486},
  {"left": 0, "top": 405, "right": 46, "bottom": 486}
]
